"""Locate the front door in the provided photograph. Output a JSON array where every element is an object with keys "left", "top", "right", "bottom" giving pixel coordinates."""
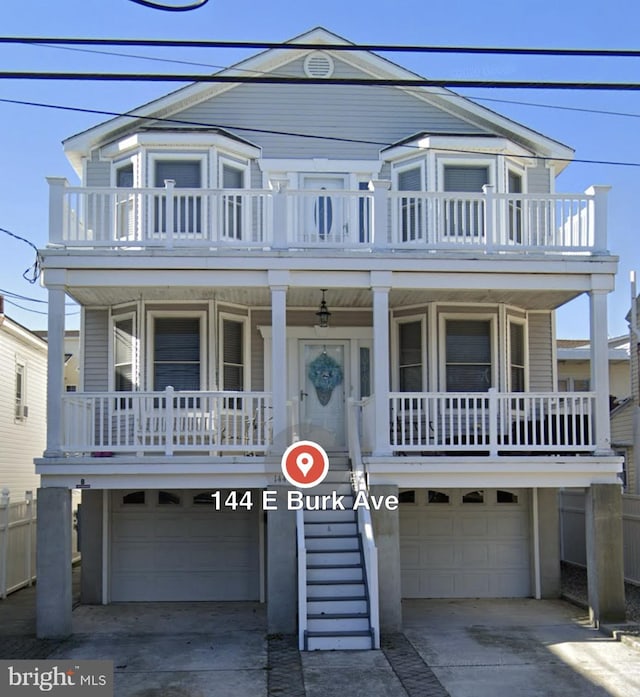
[
  {"left": 302, "top": 176, "right": 347, "bottom": 243},
  {"left": 299, "top": 341, "right": 348, "bottom": 449}
]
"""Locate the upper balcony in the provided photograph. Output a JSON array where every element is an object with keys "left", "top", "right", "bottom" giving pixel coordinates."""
[{"left": 47, "top": 178, "right": 609, "bottom": 257}]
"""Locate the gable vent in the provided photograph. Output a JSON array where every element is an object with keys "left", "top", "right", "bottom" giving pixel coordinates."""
[{"left": 304, "top": 51, "right": 335, "bottom": 79}]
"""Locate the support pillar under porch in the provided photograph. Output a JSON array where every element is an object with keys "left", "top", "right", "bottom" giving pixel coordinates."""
[
  {"left": 267, "top": 488, "right": 297, "bottom": 634},
  {"left": 36, "top": 487, "right": 73, "bottom": 638}
]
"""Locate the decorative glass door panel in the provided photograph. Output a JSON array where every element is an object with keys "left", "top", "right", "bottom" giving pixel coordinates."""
[
  {"left": 302, "top": 176, "right": 346, "bottom": 244},
  {"left": 299, "top": 342, "right": 348, "bottom": 449}
]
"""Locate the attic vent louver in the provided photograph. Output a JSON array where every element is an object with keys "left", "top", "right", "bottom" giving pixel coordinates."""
[{"left": 304, "top": 51, "right": 334, "bottom": 79}]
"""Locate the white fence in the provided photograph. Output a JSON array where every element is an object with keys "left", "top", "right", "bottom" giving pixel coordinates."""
[
  {"left": 0, "top": 489, "right": 36, "bottom": 599},
  {"left": 560, "top": 490, "right": 640, "bottom": 584}
]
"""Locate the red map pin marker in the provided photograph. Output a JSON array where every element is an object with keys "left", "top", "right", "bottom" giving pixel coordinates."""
[{"left": 281, "top": 440, "right": 329, "bottom": 488}]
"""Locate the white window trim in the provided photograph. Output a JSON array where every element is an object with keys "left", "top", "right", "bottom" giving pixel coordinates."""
[
  {"left": 506, "top": 162, "right": 527, "bottom": 194},
  {"left": 438, "top": 313, "right": 497, "bottom": 392},
  {"left": 146, "top": 151, "right": 209, "bottom": 188},
  {"left": 146, "top": 310, "right": 207, "bottom": 391},
  {"left": 111, "top": 154, "right": 140, "bottom": 187},
  {"left": 218, "top": 312, "right": 250, "bottom": 393},
  {"left": 109, "top": 311, "right": 138, "bottom": 392},
  {"left": 391, "top": 314, "right": 427, "bottom": 392},
  {"left": 391, "top": 159, "right": 427, "bottom": 190},
  {"left": 437, "top": 156, "right": 497, "bottom": 192},
  {"left": 507, "top": 316, "right": 529, "bottom": 392},
  {"left": 14, "top": 357, "right": 27, "bottom": 421}
]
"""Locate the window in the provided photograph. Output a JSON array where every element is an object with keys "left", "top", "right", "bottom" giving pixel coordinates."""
[
  {"left": 193, "top": 491, "right": 218, "bottom": 505},
  {"left": 154, "top": 160, "right": 202, "bottom": 235},
  {"left": 15, "top": 362, "right": 27, "bottom": 420},
  {"left": 497, "top": 490, "right": 519, "bottom": 504},
  {"left": 507, "top": 170, "right": 523, "bottom": 242},
  {"left": 221, "top": 163, "right": 244, "bottom": 240},
  {"left": 443, "top": 165, "right": 489, "bottom": 237},
  {"left": 221, "top": 317, "right": 246, "bottom": 406},
  {"left": 462, "top": 490, "right": 484, "bottom": 504},
  {"left": 559, "top": 377, "right": 590, "bottom": 392},
  {"left": 398, "top": 321, "right": 423, "bottom": 392},
  {"left": 398, "top": 166, "right": 423, "bottom": 242},
  {"left": 123, "top": 491, "right": 145, "bottom": 505},
  {"left": 153, "top": 317, "right": 201, "bottom": 391},
  {"left": 399, "top": 490, "right": 416, "bottom": 504},
  {"left": 445, "top": 319, "right": 492, "bottom": 392},
  {"left": 509, "top": 322, "right": 526, "bottom": 392},
  {"left": 114, "top": 316, "right": 135, "bottom": 392},
  {"left": 358, "top": 181, "right": 371, "bottom": 243},
  {"left": 158, "top": 491, "right": 181, "bottom": 505},
  {"left": 428, "top": 490, "right": 450, "bottom": 504},
  {"left": 66, "top": 385, "right": 78, "bottom": 392}
]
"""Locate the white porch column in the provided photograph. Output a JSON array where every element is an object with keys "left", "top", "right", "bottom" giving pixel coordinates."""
[
  {"left": 585, "top": 185, "right": 611, "bottom": 254},
  {"left": 589, "top": 288, "right": 612, "bottom": 454},
  {"left": 269, "top": 272, "right": 289, "bottom": 447},
  {"left": 45, "top": 286, "right": 66, "bottom": 457},
  {"left": 372, "top": 272, "right": 392, "bottom": 456},
  {"left": 369, "top": 180, "right": 391, "bottom": 250}
]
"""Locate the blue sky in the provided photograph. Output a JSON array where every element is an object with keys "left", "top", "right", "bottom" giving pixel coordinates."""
[{"left": 0, "top": 0, "right": 638, "bottom": 337}]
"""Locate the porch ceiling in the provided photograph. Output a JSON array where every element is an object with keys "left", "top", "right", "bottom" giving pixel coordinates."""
[{"left": 65, "top": 285, "right": 580, "bottom": 311}]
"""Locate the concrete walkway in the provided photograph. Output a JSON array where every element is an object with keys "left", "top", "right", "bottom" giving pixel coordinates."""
[{"left": 1, "top": 578, "right": 640, "bottom": 696}]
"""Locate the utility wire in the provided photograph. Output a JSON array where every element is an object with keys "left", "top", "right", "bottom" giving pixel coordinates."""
[
  {"left": 128, "top": 0, "right": 209, "bottom": 10},
  {"left": 0, "top": 227, "right": 42, "bottom": 283},
  {"left": 4, "top": 298, "right": 79, "bottom": 316},
  {"left": 3, "top": 72, "right": 640, "bottom": 90},
  {"left": 3, "top": 36, "right": 640, "bottom": 57},
  {"left": 4, "top": 95, "right": 640, "bottom": 168},
  {"left": 0, "top": 288, "right": 76, "bottom": 306}
]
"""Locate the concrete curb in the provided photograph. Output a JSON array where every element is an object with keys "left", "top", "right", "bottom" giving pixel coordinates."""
[{"left": 600, "top": 623, "right": 640, "bottom": 652}]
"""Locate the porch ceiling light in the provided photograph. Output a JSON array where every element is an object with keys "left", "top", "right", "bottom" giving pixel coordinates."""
[{"left": 316, "top": 289, "right": 331, "bottom": 328}]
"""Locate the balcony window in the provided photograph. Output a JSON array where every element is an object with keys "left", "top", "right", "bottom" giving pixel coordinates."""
[
  {"left": 15, "top": 361, "right": 26, "bottom": 421},
  {"left": 398, "top": 320, "right": 423, "bottom": 392},
  {"left": 221, "top": 318, "right": 245, "bottom": 392},
  {"left": 154, "top": 160, "right": 202, "bottom": 236},
  {"left": 443, "top": 165, "right": 488, "bottom": 237},
  {"left": 509, "top": 321, "right": 526, "bottom": 392},
  {"left": 114, "top": 316, "right": 135, "bottom": 392},
  {"left": 508, "top": 170, "right": 523, "bottom": 242},
  {"left": 398, "top": 166, "right": 423, "bottom": 242},
  {"left": 153, "top": 317, "right": 201, "bottom": 391},
  {"left": 445, "top": 319, "right": 492, "bottom": 392},
  {"left": 222, "top": 163, "right": 244, "bottom": 240}
]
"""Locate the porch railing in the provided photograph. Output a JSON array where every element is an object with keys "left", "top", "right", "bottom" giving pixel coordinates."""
[
  {"left": 49, "top": 178, "right": 607, "bottom": 254},
  {"left": 389, "top": 390, "right": 596, "bottom": 455},
  {"left": 61, "top": 388, "right": 272, "bottom": 455}
]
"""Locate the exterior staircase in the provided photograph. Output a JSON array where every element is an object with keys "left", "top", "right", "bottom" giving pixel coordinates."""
[{"left": 301, "top": 457, "right": 375, "bottom": 650}]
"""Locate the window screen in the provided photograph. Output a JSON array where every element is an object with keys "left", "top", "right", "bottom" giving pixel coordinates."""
[
  {"left": 222, "top": 319, "right": 244, "bottom": 391},
  {"left": 399, "top": 321, "right": 422, "bottom": 391},
  {"left": 153, "top": 317, "right": 201, "bottom": 391},
  {"left": 445, "top": 320, "right": 491, "bottom": 392},
  {"left": 509, "top": 323, "right": 525, "bottom": 392},
  {"left": 443, "top": 166, "right": 488, "bottom": 192},
  {"left": 155, "top": 161, "right": 201, "bottom": 188},
  {"left": 114, "top": 317, "right": 134, "bottom": 392}
]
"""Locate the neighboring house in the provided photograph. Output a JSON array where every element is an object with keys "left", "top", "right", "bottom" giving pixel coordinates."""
[
  {"left": 35, "top": 330, "right": 80, "bottom": 393},
  {"left": 557, "top": 335, "right": 630, "bottom": 403},
  {"left": 36, "top": 28, "right": 625, "bottom": 646},
  {"left": 557, "top": 335, "right": 633, "bottom": 489},
  {"left": 622, "top": 293, "right": 640, "bottom": 494},
  {"left": 0, "top": 296, "right": 46, "bottom": 498}
]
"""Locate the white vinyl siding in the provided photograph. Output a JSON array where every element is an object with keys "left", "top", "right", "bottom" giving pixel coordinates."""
[
  {"left": 528, "top": 313, "right": 554, "bottom": 391},
  {"left": 83, "top": 309, "right": 110, "bottom": 391}
]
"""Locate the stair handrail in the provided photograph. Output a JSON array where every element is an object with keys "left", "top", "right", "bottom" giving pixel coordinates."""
[
  {"left": 296, "top": 506, "right": 307, "bottom": 650},
  {"left": 347, "top": 398, "right": 380, "bottom": 649}
]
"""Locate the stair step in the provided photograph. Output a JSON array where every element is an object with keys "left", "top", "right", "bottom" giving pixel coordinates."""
[
  {"left": 306, "top": 582, "right": 366, "bottom": 597},
  {"left": 307, "top": 616, "right": 370, "bottom": 632},
  {"left": 307, "top": 550, "right": 361, "bottom": 565},
  {"left": 307, "top": 566, "right": 363, "bottom": 582},
  {"left": 308, "top": 612, "right": 369, "bottom": 620},
  {"left": 305, "top": 630, "right": 373, "bottom": 651},
  {"left": 307, "top": 598, "right": 368, "bottom": 615},
  {"left": 305, "top": 522, "right": 358, "bottom": 536},
  {"left": 303, "top": 507, "right": 355, "bottom": 522},
  {"left": 305, "top": 536, "right": 359, "bottom": 551}
]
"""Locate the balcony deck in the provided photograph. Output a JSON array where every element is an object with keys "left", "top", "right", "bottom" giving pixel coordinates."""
[{"left": 48, "top": 181, "right": 607, "bottom": 256}]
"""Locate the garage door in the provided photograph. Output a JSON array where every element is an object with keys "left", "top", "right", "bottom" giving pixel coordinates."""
[
  {"left": 400, "top": 488, "right": 530, "bottom": 598},
  {"left": 111, "top": 489, "right": 260, "bottom": 601}
]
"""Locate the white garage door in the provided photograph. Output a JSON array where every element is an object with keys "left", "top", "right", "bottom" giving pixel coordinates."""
[
  {"left": 111, "top": 489, "right": 260, "bottom": 601},
  {"left": 400, "top": 488, "right": 530, "bottom": 598}
]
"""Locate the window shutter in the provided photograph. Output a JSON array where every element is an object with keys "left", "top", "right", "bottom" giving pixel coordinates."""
[
  {"left": 444, "top": 166, "right": 488, "bottom": 192},
  {"left": 155, "top": 161, "right": 201, "bottom": 188},
  {"left": 398, "top": 167, "right": 422, "bottom": 191}
]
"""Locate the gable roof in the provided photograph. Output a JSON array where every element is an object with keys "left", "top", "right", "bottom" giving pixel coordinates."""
[{"left": 62, "top": 27, "right": 574, "bottom": 174}]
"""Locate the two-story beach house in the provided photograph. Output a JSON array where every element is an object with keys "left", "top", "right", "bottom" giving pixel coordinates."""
[{"left": 36, "top": 28, "right": 625, "bottom": 648}]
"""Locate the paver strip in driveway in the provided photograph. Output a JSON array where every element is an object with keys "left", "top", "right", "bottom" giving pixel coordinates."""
[
  {"left": 382, "top": 633, "right": 450, "bottom": 697},
  {"left": 267, "top": 635, "right": 305, "bottom": 697}
]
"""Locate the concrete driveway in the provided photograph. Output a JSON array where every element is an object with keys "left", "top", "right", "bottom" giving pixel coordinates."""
[{"left": 3, "top": 580, "right": 640, "bottom": 696}]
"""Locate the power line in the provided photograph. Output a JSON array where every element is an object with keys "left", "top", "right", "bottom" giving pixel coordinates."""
[
  {"left": 0, "top": 227, "right": 42, "bottom": 283},
  {"left": 4, "top": 298, "right": 79, "bottom": 316},
  {"left": 127, "top": 0, "right": 209, "bottom": 10},
  {"left": 2, "top": 72, "right": 640, "bottom": 90},
  {"left": 3, "top": 36, "right": 640, "bottom": 57},
  {"left": 0, "top": 288, "right": 76, "bottom": 306},
  {"left": 3, "top": 95, "right": 640, "bottom": 168}
]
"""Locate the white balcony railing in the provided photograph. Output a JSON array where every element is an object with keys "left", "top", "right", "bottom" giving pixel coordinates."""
[
  {"left": 61, "top": 388, "right": 272, "bottom": 455},
  {"left": 48, "top": 178, "right": 608, "bottom": 254},
  {"left": 389, "top": 390, "right": 596, "bottom": 455}
]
